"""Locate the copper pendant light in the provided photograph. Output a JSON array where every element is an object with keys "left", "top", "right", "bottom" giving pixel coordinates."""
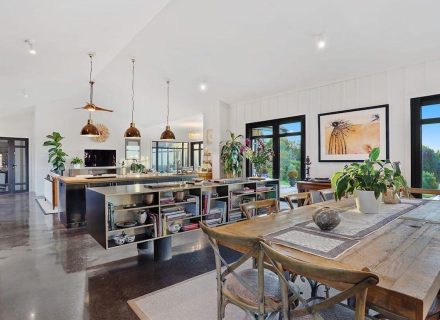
[
  {"left": 160, "top": 80, "right": 176, "bottom": 140},
  {"left": 80, "top": 54, "right": 100, "bottom": 137},
  {"left": 124, "top": 59, "right": 141, "bottom": 138}
]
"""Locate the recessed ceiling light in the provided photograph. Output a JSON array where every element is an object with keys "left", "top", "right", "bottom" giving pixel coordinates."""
[
  {"left": 24, "top": 39, "right": 37, "bottom": 55},
  {"left": 199, "top": 82, "right": 207, "bottom": 91},
  {"left": 316, "top": 35, "right": 326, "bottom": 50}
]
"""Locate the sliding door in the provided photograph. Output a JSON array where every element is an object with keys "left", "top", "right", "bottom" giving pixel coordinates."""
[
  {"left": 246, "top": 116, "right": 305, "bottom": 196},
  {"left": 411, "top": 94, "right": 440, "bottom": 194}
]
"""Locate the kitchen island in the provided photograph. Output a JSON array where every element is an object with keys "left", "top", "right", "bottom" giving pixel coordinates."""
[{"left": 58, "top": 173, "right": 198, "bottom": 228}]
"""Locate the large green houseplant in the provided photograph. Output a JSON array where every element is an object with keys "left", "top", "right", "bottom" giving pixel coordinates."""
[
  {"left": 43, "top": 132, "right": 68, "bottom": 175},
  {"left": 331, "top": 148, "right": 407, "bottom": 213},
  {"left": 220, "top": 131, "right": 244, "bottom": 178}
]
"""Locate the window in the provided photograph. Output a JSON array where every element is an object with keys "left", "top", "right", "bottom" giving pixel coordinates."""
[
  {"left": 125, "top": 139, "right": 141, "bottom": 161},
  {"left": 151, "top": 141, "right": 189, "bottom": 173},
  {"left": 411, "top": 95, "right": 440, "bottom": 194},
  {"left": 190, "top": 141, "right": 203, "bottom": 170},
  {"left": 246, "top": 116, "right": 305, "bottom": 196}
]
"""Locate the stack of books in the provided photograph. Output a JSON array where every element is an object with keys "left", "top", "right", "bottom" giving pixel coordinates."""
[
  {"left": 160, "top": 197, "right": 175, "bottom": 205},
  {"left": 229, "top": 211, "right": 243, "bottom": 222},
  {"left": 161, "top": 206, "right": 187, "bottom": 220},
  {"left": 256, "top": 186, "right": 274, "bottom": 192}
]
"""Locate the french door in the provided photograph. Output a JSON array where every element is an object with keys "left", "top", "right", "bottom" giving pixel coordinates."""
[
  {"left": 245, "top": 116, "right": 306, "bottom": 195},
  {"left": 411, "top": 95, "right": 440, "bottom": 193},
  {"left": 0, "top": 137, "right": 29, "bottom": 194}
]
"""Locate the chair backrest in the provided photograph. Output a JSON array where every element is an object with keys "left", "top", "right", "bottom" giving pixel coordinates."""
[
  {"left": 261, "top": 240, "right": 379, "bottom": 319},
  {"left": 284, "top": 192, "right": 311, "bottom": 209},
  {"left": 403, "top": 188, "right": 440, "bottom": 198},
  {"left": 240, "top": 199, "right": 279, "bottom": 219},
  {"left": 309, "top": 190, "right": 324, "bottom": 204},
  {"left": 319, "top": 188, "right": 335, "bottom": 201},
  {"left": 199, "top": 222, "right": 273, "bottom": 315}
]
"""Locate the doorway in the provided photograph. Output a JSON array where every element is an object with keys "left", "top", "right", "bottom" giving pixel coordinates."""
[{"left": 0, "top": 137, "right": 29, "bottom": 194}]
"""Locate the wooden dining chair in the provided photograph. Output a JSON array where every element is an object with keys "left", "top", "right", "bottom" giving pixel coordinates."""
[
  {"left": 260, "top": 240, "right": 379, "bottom": 320},
  {"left": 240, "top": 199, "right": 279, "bottom": 220},
  {"left": 284, "top": 192, "right": 311, "bottom": 209},
  {"left": 199, "top": 222, "right": 296, "bottom": 320},
  {"left": 319, "top": 188, "right": 335, "bottom": 201}
]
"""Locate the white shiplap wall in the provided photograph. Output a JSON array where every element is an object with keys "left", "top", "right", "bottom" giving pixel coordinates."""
[{"left": 228, "top": 59, "right": 440, "bottom": 182}]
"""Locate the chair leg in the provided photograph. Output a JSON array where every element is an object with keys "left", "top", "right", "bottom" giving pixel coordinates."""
[{"left": 354, "top": 288, "right": 368, "bottom": 320}]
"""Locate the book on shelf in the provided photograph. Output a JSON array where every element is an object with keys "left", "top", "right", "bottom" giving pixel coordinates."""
[
  {"left": 108, "top": 202, "right": 115, "bottom": 231},
  {"left": 232, "top": 187, "right": 255, "bottom": 195},
  {"left": 202, "top": 191, "right": 212, "bottom": 214}
]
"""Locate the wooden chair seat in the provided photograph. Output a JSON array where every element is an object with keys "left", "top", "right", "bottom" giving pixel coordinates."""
[{"left": 224, "top": 269, "right": 283, "bottom": 310}]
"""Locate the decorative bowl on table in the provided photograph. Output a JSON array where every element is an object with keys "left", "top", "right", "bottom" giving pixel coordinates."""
[
  {"left": 173, "top": 191, "right": 185, "bottom": 202},
  {"left": 312, "top": 207, "right": 341, "bottom": 231}
]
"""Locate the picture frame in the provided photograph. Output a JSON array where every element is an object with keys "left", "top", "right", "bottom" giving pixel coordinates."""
[{"left": 318, "top": 105, "right": 389, "bottom": 162}]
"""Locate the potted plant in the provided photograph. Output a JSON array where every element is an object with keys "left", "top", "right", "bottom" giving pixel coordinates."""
[
  {"left": 331, "top": 148, "right": 388, "bottom": 213},
  {"left": 43, "top": 132, "right": 68, "bottom": 175},
  {"left": 382, "top": 161, "right": 408, "bottom": 204},
  {"left": 241, "top": 138, "right": 274, "bottom": 177},
  {"left": 130, "top": 161, "right": 145, "bottom": 173},
  {"left": 288, "top": 170, "right": 298, "bottom": 187},
  {"left": 71, "top": 157, "right": 83, "bottom": 169},
  {"left": 220, "top": 131, "right": 244, "bottom": 178}
]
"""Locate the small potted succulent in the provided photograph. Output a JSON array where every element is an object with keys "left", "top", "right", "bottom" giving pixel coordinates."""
[
  {"left": 130, "top": 161, "right": 145, "bottom": 174},
  {"left": 332, "top": 148, "right": 388, "bottom": 213},
  {"left": 288, "top": 170, "right": 298, "bottom": 187},
  {"left": 71, "top": 157, "right": 83, "bottom": 169}
]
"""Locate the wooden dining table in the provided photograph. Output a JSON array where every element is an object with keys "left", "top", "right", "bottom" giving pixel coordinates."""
[{"left": 215, "top": 198, "right": 440, "bottom": 320}]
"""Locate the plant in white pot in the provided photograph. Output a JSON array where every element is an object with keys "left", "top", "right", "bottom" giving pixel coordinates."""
[
  {"left": 71, "top": 157, "right": 83, "bottom": 169},
  {"left": 331, "top": 148, "right": 388, "bottom": 213}
]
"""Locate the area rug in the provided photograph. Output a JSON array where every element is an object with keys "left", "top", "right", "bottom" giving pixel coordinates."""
[
  {"left": 35, "top": 197, "right": 58, "bottom": 214},
  {"left": 128, "top": 269, "right": 251, "bottom": 320},
  {"left": 128, "top": 267, "right": 318, "bottom": 320}
]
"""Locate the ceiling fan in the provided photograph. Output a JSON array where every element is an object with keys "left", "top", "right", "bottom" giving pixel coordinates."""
[{"left": 75, "top": 53, "right": 113, "bottom": 112}]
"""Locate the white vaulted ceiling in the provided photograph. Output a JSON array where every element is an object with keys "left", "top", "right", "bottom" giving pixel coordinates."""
[{"left": 2, "top": 0, "right": 440, "bottom": 126}]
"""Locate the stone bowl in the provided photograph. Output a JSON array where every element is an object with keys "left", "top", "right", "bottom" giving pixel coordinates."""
[
  {"left": 173, "top": 191, "right": 185, "bottom": 202},
  {"left": 144, "top": 193, "right": 154, "bottom": 205},
  {"left": 312, "top": 206, "right": 341, "bottom": 231}
]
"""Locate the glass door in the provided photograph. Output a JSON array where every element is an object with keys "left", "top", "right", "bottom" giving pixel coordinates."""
[
  {"left": 411, "top": 96, "right": 440, "bottom": 196},
  {"left": 246, "top": 116, "right": 305, "bottom": 197},
  {"left": 0, "top": 138, "right": 29, "bottom": 193},
  {"left": 0, "top": 139, "right": 10, "bottom": 193}
]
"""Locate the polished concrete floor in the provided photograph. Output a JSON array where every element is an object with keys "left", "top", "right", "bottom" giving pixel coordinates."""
[{"left": 0, "top": 193, "right": 239, "bottom": 320}]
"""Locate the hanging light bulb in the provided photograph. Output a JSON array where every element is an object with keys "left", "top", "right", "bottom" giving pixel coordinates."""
[
  {"left": 160, "top": 80, "right": 176, "bottom": 140},
  {"left": 80, "top": 53, "right": 100, "bottom": 137},
  {"left": 124, "top": 58, "right": 141, "bottom": 138}
]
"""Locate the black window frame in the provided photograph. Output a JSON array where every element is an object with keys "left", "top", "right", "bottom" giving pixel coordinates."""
[
  {"left": 151, "top": 141, "right": 189, "bottom": 172},
  {"left": 245, "top": 115, "right": 306, "bottom": 180},
  {"left": 410, "top": 94, "right": 440, "bottom": 188},
  {"left": 190, "top": 141, "right": 203, "bottom": 168}
]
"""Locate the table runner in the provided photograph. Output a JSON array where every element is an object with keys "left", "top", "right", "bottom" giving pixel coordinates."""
[
  {"left": 264, "top": 198, "right": 426, "bottom": 259},
  {"left": 296, "top": 199, "right": 424, "bottom": 239},
  {"left": 400, "top": 199, "right": 440, "bottom": 223}
]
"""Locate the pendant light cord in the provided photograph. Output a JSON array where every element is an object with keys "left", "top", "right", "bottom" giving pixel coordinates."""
[
  {"left": 166, "top": 80, "right": 170, "bottom": 126},
  {"left": 89, "top": 53, "right": 94, "bottom": 104},
  {"left": 131, "top": 59, "right": 135, "bottom": 123}
]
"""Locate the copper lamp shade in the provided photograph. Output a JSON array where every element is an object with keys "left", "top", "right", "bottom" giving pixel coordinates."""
[
  {"left": 160, "top": 125, "right": 176, "bottom": 140},
  {"left": 124, "top": 122, "right": 141, "bottom": 138},
  {"left": 81, "top": 119, "right": 100, "bottom": 137}
]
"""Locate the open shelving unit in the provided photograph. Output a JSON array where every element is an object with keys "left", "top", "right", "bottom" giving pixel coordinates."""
[{"left": 86, "top": 179, "right": 279, "bottom": 250}]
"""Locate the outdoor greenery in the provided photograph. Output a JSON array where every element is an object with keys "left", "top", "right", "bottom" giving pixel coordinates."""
[
  {"left": 422, "top": 145, "right": 440, "bottom": 189},
  {"left": 332, "top": 148, "right": 408, "bottom": 200},
  {"left": 280, "top": 138, "right": 301, "bottom": 185},
  {"left": 241, "top": 138, "right": 274, "bottom": 176},
  {"left": 43, "top": 132, "right": 68, "bottom": 174},
  {"left": 220, "top": 131, "right": 244, "bottom": 178}
]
